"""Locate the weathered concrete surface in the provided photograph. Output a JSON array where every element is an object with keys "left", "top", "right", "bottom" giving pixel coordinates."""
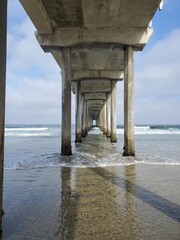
[
  {"left": 75, "top": 81, "right": 82, "bottom": 143},
  {"left": 124, "top": 46, "right": 135, "bottom": 156},
  {"left": 72, "top": 70, "right": 124, "bottom": 81},
  {"left": 85, "top": 93, "right": 106, "bottom": 101},
  {"left": 20, "top": 0, "right": 53, "bottom": 34},
  {"left": 75, "top": 79, "right": 111, "bottom": 94},
  {"left": 61, "top": 48, "right": 72, "bottom": 155},
  {"left": 106, "top": 93, "right": 111, "bottom": 138},
  {"left": 23, "top": 0, "right": 162, "bottom": 29},
  {"left": 82, "top": 99, "right": 87, "bottom": 137},
  {"left": 111, "top": 80, "right": 117, "bottom": 143},
  {"left": 37, "top": 27, "right": 153, "bottom": 49},
  {"left": 0, "top": 0, "right": 7, "bottom": 230}
]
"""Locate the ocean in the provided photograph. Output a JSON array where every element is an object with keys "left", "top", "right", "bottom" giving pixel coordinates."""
[{"left": 4, "top": 124, "right": 180, "bottom": 169}]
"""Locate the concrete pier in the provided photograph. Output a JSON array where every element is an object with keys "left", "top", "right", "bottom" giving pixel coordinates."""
[
  {"left": 100, "top": 101, "right": 107, "bottom": 134},
  {"left": 111, "top": 80, "right": 117, "bottom": 143},
  {"left": 61, "top": 48, "right": 72, "bottom": 155},
  {"left": 0, "top": 1, "right": 164, "bottom": 234},
  {"left": 102, "top": 102, "right": 107, "bottom": 134},
  {"left": 85, "top": 106, "right": 90, "bottom": 134},
  {"left": 82, "top": 96, "right": 87, "bottom": 137},
  {"left": 124, "top": 46, "right": 135, "bottom": 156},
  {"left": 16, "top": 1, "right": 163, "bottom": 148},
  {"left": 75, "top": 81, "right": 82, "bottom": 142},
  {"left": 19, "top": 0, "right": 162, "bottom": 156},
  {"left": 0, "top": 0, "right": 7, "bottom": 230},
  {"left": 98, "top": 108, "right": 103, "bottom": 132},
  {"left": 106, "top": 93, "right": 111, "bottom": 138}
]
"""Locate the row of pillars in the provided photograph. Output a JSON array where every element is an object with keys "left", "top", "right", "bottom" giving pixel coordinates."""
[
  {"left": 0, "top": 0, "right": 135, "bottom": 229},
  {"left": 60, "top": 47, "right": 135, "bottom": 157},
  {"left": 95, "top": 81, "right": 117, "bottom": 142},
  {"left": 75, "top": 80, "right": 117, "bottom": 143}
]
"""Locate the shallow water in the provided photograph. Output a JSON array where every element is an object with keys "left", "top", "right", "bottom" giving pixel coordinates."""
[
  {"left": 2, "top": 165, "right": 180, "bottom": 240},
  {"left": 4, "top": 125, "right": 180, "bottom": 169}
]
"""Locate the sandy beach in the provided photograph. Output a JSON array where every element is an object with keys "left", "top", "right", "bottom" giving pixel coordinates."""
[{"left": 2, "top": 164, "right": 180, "bottom": 240}]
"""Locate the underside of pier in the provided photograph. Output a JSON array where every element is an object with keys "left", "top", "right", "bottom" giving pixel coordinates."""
[
  {"left": 17, "top": 0, "right": 162, "bottom": 156},
  {"left": 0, "top": 0, "right": 162, "bottom": 228}
]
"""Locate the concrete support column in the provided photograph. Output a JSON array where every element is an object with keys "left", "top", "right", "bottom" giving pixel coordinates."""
[
  {"left": 82, "top": 96, "right": 86, "bottom": 137},
  {"left": 75, "top": 81, "right": 82, "bottom": 142},
  {"left": 81, "top": 94, "right": 84, "bottom": 133},
  {"left": 98, "top": 108, "right": 103, "bottom": 132},
  {"left": 111, "top": 80, "right": 117, "bottom": 142},
  {"left": 89, "top": 116, "right": 92, "bottom": 130},
  {"left": 124, "top": 46, "right": 135, "bottom": 156},
  {"left": 106, "top": 93, "right": 111, "bottom": 137},
  {"left": 0, "top": 0, "right": 7, "bottom": 230},
  {"left": 61, "top": 48, "right": 72, "bottom": 155},
  {"left": 103, "top": 101, "right": 107, "bottom": 134},
  {"left": 96, "top": 113, "right": 99, "bottom": 128},
  {"left": 85, "top": 105, "right": 89, "bottom": 133}
]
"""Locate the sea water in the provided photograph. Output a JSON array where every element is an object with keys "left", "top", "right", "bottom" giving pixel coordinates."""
[{"left": 4, "top": 124, "right": 180, "bottom": 170}]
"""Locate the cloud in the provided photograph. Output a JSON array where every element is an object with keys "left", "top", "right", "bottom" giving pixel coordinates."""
[
  {"left": 134, "top": 29, "right": 180, "bottom": 124},
  {"left": 6, "top": 1, "right": 61, "bottom": 124}
]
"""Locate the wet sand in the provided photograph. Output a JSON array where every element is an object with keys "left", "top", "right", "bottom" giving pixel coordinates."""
[{"left": 2, "top": 164, "right": 180, "bottom": 240}]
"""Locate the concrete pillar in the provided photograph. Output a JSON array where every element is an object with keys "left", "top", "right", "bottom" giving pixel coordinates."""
[
  {"left": 106, "top": 93, "right": 111, "bottom": 137},
  {"left": 85, "top": 105, "right": 89, "bottom": 133},
  {"left": 111, "top": 80, "right": 117, "bottom": 142},
  {"left": 96, "top": 113, "right": 99, "bottom": 128},
  {"left": 0, "top": 0, "right": 7, "bottom": 230},
  {"left": 82, "top": 96, "right": 86, "bottom": 137},
  {"left": 61, "top": 48, "right": 72, "bottom": 155},
  {"left": 98, "top": 108, "right": 103, "bottom": 132},
  {"left": 81, "top": 94, "right": 84, "bottom": 133},
  {"left": 124, "top": 46, "right": 135, "bottom": 156},
  {"left": 88, "top": 111, "right": 91, "bottom": 130},
  {"left": 82, "top": 100, "right": 87, "bottom": 137},
  {"left": 103, "top": 101, "right": 107, "bottom": 134},
  {"left": 75, "top": 81, "right": 82, "bottom": 142}
]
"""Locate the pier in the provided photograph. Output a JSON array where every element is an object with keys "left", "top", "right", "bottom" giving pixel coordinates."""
[
  {"left": 0, "top": 0, "right": 163, "bottom": 230},
  {"left": 18, "top": 0, "right": 162, "bottom": 156}
]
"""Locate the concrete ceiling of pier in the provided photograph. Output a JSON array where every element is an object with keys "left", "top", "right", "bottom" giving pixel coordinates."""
[{"left": 19, "top": 0, "right": 161, "bottom": 118}]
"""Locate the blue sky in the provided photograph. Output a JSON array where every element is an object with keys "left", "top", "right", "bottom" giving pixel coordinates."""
[{"left": 6, "top": 0, "right": 180, "bottom": 124}]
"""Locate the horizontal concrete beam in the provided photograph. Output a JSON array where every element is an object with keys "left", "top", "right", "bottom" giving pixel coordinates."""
[
  {"left": 89, "top": 107, "right": 101, "bottom": 110},
  {"left": 85, "top": 93, "right": 106, "bottom": 101},
  {"left": 51, "top": 51, "right": 62, "bottom": 67},
  {"left": 20, "top": 0, "right": 53, "bottom": 34},
  {"left": 81, "top": 79, "right": 111, "bottom": 93},
  {"left": 72, "top": 70, "right": 124, "bottom": 81},
  {"left": 36, "top": 27, "right": 153, "bottom": 50},
  {"left": 87, "top": 100, "right": 104, "bottom": 106}
]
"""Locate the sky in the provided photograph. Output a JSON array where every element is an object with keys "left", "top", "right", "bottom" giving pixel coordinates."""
[{"left": 5, "top": 0, "right": 180, "bottom": 125}]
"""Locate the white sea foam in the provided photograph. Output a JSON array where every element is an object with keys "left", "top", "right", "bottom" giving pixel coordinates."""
[
  {"left": 4, "top": 160, "right": 180, "bottom": 170},
  {"left": 5, "top": 133, "right": 52, "bottom": 137},
  {"left": 5, "top": 128, "right": 48, "bottom": 131},
  {"left": 116, "top": 127, "right": 180, "bottom": 135},
  {"left": 134, "top": 126, "right": 150, "bottom": 130}
]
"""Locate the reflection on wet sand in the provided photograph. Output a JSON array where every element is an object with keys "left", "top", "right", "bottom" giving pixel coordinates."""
[
  {"left": 56, "top": 166, "right": 138, "bottom": 240},
  {"left": 56, "top": 165, "right": 180, "bottom": 240},
  {"left": 1, "top": 160, "right": 180, "bottom": 239}
]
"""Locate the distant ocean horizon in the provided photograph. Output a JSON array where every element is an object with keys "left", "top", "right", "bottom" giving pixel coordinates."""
[
  {"left": 5, "top": 123, "right": 180, "bottom": 136},
  {"left": 4, "top": 124, "right": 180, "bottom": 170}
]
